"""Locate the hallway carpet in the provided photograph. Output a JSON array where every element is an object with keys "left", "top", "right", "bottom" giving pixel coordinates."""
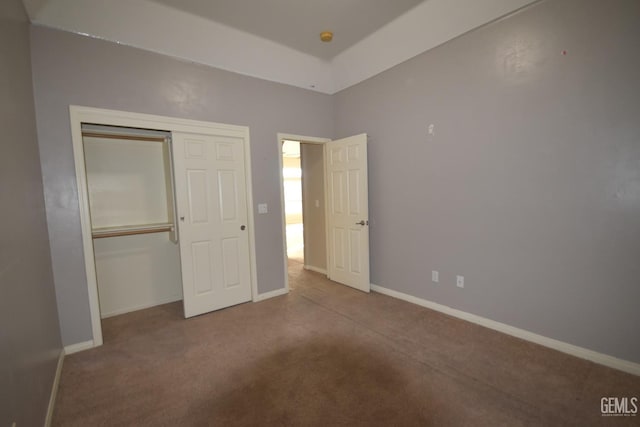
[
  {"left": 286, "top": 222, "right": 304, "bottom": 263},
  {"left": 53, "top": 263, "right": 639, "bottom": 426}
]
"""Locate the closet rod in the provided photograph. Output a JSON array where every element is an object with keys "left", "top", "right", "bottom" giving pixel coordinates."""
[
  {"left": 82, "top": 131, "right": 167, "bottom": 142},
  {"left": 92, "top": 224, "right": 174, "bottom": 239}
]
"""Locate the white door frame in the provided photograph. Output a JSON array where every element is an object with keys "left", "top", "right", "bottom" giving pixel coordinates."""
[
  {"left": 276, "top": 133, "right": 331, "bottom": 291},
  {"left": 70, "top": 105, "right": 259, "bottom": 348}
]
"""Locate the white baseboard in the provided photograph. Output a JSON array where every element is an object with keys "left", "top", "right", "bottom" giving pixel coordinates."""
[
  {"left": 254, "top": 287, "right": 289, "bottom": 302},
  {"left": 304, "top": 265, "right": 327, "bottom": 275},
  {"left": 100, "top": 295, "right": 182, "bottom": 319},
  {"left": 64, "top": 340, "right": 95, "bottom": 355},
  {"left": 45, "top": 349, "right": 65, "bottom": 427},
  {"left": 371, "top": 283, "right": 640, "bottom": 376}
]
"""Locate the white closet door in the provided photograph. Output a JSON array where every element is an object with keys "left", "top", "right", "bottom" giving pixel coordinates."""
[{"left": 172, "top": 132, "right": 252, "bottom": 318}]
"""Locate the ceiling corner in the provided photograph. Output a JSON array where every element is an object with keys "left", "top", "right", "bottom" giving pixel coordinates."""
[{"left": 20, "top": 0, "right": 49, "bottom": 20}]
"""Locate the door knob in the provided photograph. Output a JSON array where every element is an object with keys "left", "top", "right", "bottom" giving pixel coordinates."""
[
  {"left": 240, "top": 225, "right": 246, "bottom": 230},
  {"left": 355, "top": 220, "right": 368, "bottom": 226},
  {"left": 180, "top": 216, "right": 185, "bottom": 222}
]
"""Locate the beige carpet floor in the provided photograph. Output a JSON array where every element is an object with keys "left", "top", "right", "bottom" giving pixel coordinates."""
[{"left": 53, "top": 262, "right": 639, "bottom": 426}]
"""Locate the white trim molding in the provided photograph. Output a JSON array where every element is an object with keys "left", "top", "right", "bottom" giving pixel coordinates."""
[
  {"left": 64, "top": 340, "right": 95, "bottom": 355},
  {"left": 45, "top": 350, "right": 65, "bottom": 427},
  {"left": 371, "top": 284, "right": 640, "bottom": 377},
  {"left": 255, "top": 288, "right": 289, "bottom": 302}
]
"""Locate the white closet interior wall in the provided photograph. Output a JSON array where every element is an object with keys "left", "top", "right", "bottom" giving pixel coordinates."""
[{"left": 83, "top": 124, "right": 182, "bottom": 318}]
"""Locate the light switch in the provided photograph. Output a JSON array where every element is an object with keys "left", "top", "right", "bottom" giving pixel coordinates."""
[{"left": 258, "top": 203, "right": 268, "bottom": 214}]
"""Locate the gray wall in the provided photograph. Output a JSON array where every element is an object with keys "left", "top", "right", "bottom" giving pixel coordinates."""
[
  {"left": 30, "top": 26, "right": 333, "bottom": 346},
  {"left": 0, "top": 1, "right": 63, "bottom": 425},
  {"left": 301, "top": 143, "right": 327, "bottom": 270},
  {"left": 28, "top": 0, "right": 640, "bottom": 365},
  {"left": 334, "top": 0, "right": 640, "bottom": 363}
]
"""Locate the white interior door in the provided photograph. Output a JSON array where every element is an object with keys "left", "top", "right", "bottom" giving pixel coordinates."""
[
  {"left": 326, "top": 134, "right": 370, "bottom": 292},
  {"left": 172, "top": 132, "right": 253, "bottom": 317}
]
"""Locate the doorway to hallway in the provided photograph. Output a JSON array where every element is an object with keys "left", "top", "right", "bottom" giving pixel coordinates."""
[
  {"left": 278, "top": 134, "right": 330, "bottom": 294},
  {"left": 282, "top": 140, "right": 304, "bottom": 264},
  {"left": 278, "top": 132, "right": 370, "bottom": 293}
]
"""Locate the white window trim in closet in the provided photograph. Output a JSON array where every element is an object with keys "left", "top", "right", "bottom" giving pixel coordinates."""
[{"left": 69, "top": 105, "right": 259, "bottom": 349}]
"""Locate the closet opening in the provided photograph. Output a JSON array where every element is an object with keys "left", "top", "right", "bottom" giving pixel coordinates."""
[
  {"left": 82, "top": 124, "right": 183, "bottom": 326},
  {"left": 71, "top": 106, "right": 258, "bottom": 350}
]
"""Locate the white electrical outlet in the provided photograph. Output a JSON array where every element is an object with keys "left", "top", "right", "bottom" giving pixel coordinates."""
[
  {"left": 456, "top": 275, "right": 464, "bottom": 288},
  {"left": 258, "top": 203, "right": 268, "bottom": 214},
  {"left": 431, "top": 270, "right": 439, "bottom": 283}
]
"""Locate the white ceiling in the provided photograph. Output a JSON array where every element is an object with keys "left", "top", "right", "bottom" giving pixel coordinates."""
[
  {"left": 149, "top": 0, "right": 425, "bottom": 60},
  {"left": 24, "top": 0, "right": 538, "bottom": 94}
]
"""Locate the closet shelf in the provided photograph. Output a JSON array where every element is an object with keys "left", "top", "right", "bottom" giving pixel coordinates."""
[{"left": 92, "top": 223, "right": 174, "bottom": 239}]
